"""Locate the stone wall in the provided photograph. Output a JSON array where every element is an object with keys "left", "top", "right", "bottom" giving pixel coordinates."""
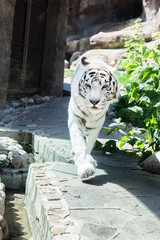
[{"left": 0, "top": 0, "right": 16, "bottom": 108}]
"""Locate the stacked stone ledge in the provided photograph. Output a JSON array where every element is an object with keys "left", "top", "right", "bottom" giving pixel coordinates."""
[
  {"left": 25, "top": 163, "right": 79, "bottom": 240},
  {"left": 0, "top": 181, "right": 8, "bottom": 240},
  {"left": 0, "top": 183, "right": 5, "bottom": 217}
]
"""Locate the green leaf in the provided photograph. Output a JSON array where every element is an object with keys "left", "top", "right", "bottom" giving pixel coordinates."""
[
  {"left": 138, "top": 67, "right": 159, "bottom": 82},
  {"left": 120, "top": 140, "right": 126, "bottom": 148},
  {"left": 121, "top": 136, "right": 130, "bottom": 141},
  {"left": 153, "top": 76, "right": 159, "bottom": 89},
  {"left": 137, "top": 142, "right": 144, "bottom": 149},
  {"left": 114, "top": 118, "right": 123, "bottom": 124},
  {"left": 121, "top": 61, "right": 129, "bottom": 68},
  {"left": 108, "top": 123, "right": 119, "bottom": 127},
  {"left": 131, "top": 87, "right": 140, "bottom": 101},
  {"left": 133, "top": 129, "right": 144, "bottom": 135},
  {"left": 127, "top": 63, "right": 138, "bottom": 73},
  {"left": 154, "top": 102, "right": 160, "bottom": 108},
  {"left": 118, "top": 129, "right": 126, "bottom": 135},
  {"left": 103, "top": 128, "right": 117, "bottom": 136},
  {"left": 109, "top": 122, "right": 126, "bottom": 127},
  {"left": 145, "top": 90, "right": 159, "bottom": 99},
  {"left": 128, "top": 130, "right": 135, "bottom": 136},
  {"left": 126, "top": 84, "right": 131, "bottom": 92},
  {"left": 94, "top": 140, "right": 103, "bottom": 151},
  {"left": 141, "top": 67, "right": 152, "bottom": 81},
  {"left": 128, "top": 106, "right": 143, "bottom": 114},
  {"left": 139, "top": 95, "right": 150, "bottom": 103},
  {"left": 102, "top": 140, "right": 120, "bottom": 153},
  {"left": 128, "top": 138, "right": 137, "bottom": 146}
]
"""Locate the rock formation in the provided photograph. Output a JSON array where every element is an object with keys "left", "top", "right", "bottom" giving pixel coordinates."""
[{"left": 66, "top": 0, "right": 160, "bottom": 64}]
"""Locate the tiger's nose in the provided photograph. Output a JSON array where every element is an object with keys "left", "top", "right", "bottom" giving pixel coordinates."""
[{"left": 90, "top": 99, "right": 100, "bottom": 106}]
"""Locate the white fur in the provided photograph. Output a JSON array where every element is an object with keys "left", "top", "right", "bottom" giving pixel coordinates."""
[{"left": 68, "top": 56, "right": 118, "bottom": 178}]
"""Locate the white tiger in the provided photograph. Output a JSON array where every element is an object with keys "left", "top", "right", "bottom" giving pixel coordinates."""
[{"left": 68, "top": 56, "right": 118, "bottom": 178}]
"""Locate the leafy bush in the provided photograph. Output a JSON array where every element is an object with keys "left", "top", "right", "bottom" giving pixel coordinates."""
[
  {"left": 100, "top": 118, "right": 153, "bottom": 159},
  {"left": 101, "top": 19, "right": 160, "bottom": 158}
]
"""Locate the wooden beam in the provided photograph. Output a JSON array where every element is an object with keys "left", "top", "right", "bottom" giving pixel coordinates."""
[
  {"left": 41, "top": 0, "right": 69, "bottom": 97},
  {"left": 21, "top": 0, "right": 32, "bottom": 90}
]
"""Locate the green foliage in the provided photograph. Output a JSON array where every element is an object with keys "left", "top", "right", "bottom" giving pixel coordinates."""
[
  {"left": 94, "top": 139, "right": 121, "bottom": 153},
  {"left": 102, "top": 19, "right": 160, "bottom": 158},
  {"left": 95, "top": 119, "right": 125, "bottom": 154},
  {"left": 98, "top": 118, "right": 153, "bottom": 159},
  {"left": 21, "top": 141, "right": 33, "bottom": 153},
  {"left": 64, "top": 69, "right": 74, "bottom": 77}
]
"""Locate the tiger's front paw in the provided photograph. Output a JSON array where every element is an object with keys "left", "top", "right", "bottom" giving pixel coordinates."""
[{"left": 75, "top": 154, "right": 97, "bottom": 179}]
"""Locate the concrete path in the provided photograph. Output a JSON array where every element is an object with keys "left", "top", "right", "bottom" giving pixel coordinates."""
[{"left": 4, "top": 97, "right": 160, "bottom": 240}]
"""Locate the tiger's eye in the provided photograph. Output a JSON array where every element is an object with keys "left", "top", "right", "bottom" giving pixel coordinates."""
[
  {"left": 85, "top": 83, "right": 91, "bottom": 88},
  {"left": 102, "top": 84, "right": 108, "bottom": 89}
]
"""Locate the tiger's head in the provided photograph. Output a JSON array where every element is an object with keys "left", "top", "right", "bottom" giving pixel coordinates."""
[{"left": 74, "top": 56, "right": 118, "bottom": 112}]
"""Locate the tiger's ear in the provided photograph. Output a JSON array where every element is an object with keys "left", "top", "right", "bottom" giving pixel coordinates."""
[
  {"left": 81, "top": 57, "right": 90, "bottom": 66},
  {"left": 109, "top": 59, "right": 117, "bottom": 68}
]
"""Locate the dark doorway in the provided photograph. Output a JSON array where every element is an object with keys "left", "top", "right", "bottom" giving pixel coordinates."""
[{"left": 8, "top": 0, "right": 47, "bottom": 95}]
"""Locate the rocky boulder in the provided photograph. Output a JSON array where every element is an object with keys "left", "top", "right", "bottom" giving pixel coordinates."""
[
  {"left": 66, "top": 0, "right": 143, "bottom": 56},
  {"left": 142, "top": 151, "right": 160, "bottom": 175},
  {"left": 0, "top": 137, "right": 34, "bottom": 170},
  {"left": 66, "top": 0, "right": 160, "bottom": 62},
  {"left": 70, "top": 38, "right": 159, "bottom": 69},
  {"left": 68, "top": 0, "right": 142, "bottom": 35},
  {"left": 70, "top": 48, "right": 127, "bottom": 69}
]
